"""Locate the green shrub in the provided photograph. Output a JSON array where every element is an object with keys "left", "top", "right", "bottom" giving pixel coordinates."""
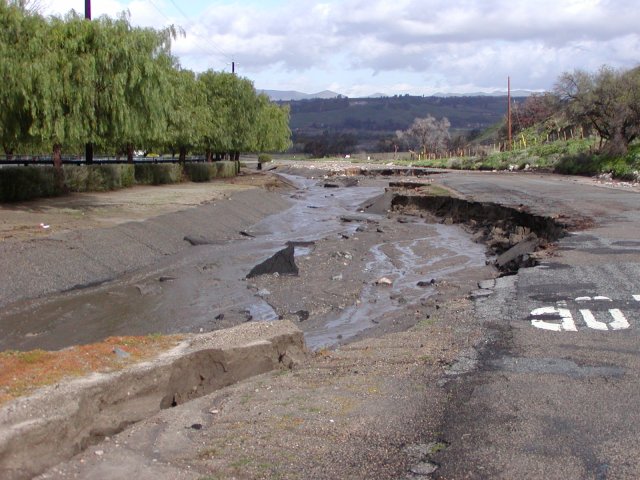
[
  {"left": 258, "top": 154, "right": 272, "bottom": 163},
  {"left": 64, "top": 165, "right": 136, "bottom": 192},
  {"left": 213, "top": 161, "right": 237, "bottom": 178},
  {"left": 183, "top": 161, "right": 237, "bottom": 181},
  {"left": 554, "top": 153, "right": 600, "bottom": 176},
  {"left": 63, "top": 165, "right": 89, "bottom": 192},
  {"left": 0, "top": 166, "right": 64, "bottom": 202},
  {"left": 183, "top": 162, "right": 211, "bottom": 182},
  {"left": 135, "top": 163, "right": 182, "bottom": 185},
  {"left": 120, "top": 165, "right": 135, "bottom": 187}
]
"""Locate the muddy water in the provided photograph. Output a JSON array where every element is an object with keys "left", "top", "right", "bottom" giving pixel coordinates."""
[
  {"left": 304, "top": 223, "right": 487, "bottom": 348},
  {"left": 0, "top": 176, "right": 487, "bottom": 351}
]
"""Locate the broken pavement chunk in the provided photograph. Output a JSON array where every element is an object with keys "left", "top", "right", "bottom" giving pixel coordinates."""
[{"left": 246, "top": 244, "right": 299, "bottom": 278}]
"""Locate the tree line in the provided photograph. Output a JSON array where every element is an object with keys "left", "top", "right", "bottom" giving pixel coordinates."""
[
  {"left": 507, "top": 65, "right": 640, "bottom": 156},
  {"left": 0, "top": 2, "right": 291, "bottom": 165},
  {"left": 395, "top": 64, "right": 640, "bottom": 159}
]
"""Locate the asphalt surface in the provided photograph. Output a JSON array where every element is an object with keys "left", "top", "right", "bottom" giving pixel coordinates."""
[{"left": 432, "top": 171, "right": 640, "bottom": 479}]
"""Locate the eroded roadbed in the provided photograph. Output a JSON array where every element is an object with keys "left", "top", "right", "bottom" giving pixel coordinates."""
[{"left": 4, "top": 166, "right": 639, "bottom": 479}]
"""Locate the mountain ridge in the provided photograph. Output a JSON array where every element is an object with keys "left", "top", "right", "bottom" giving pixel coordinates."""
[{"left": 260, "top": 89, "right": 537, "bottom": 101}]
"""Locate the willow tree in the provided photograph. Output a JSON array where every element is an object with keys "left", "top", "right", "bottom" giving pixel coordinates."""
[
  {"left": 0, "top": 3, "right": 43, "bottom": 158},
  {"left": 166, "top": 68, "right": 207, "bottom": 163},
  {"left": 7, "top": 0, "right": 44, "bottom": 14},
  {"left": 253, "top": 94, "right": 292, "bottom": 154},
  {"left": 226, "top": 75, "right": 261, "bottom": 163},
  {"left": 26, "top": 14, "right": 97, "bottom": 166},
  {"left": 90, "top": 14, "right": 177, "bottom": 161},
  {"left": 197, "top": 70, "right": 233, "bottom": 161}
]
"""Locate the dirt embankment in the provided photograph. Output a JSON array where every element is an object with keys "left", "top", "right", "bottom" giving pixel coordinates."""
[
  {"left": 0, "top": 173, "right": 290, "bottom": 309},
  {"left": 391, "top": 192, "right": 568, "bottom": 274}
]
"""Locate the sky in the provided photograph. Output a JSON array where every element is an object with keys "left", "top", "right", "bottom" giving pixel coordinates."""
[{"left": 40, "top": 0, "right": 640, "bottom": 97}]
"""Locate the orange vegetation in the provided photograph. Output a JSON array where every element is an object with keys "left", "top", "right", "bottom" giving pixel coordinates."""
[{"left": 0, "top": 334, "right": 183, "bottom": 405}]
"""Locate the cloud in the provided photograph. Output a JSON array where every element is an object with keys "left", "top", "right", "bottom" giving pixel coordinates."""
[{"left": 42, "top": 0, "right": 640, "bottom": 94}]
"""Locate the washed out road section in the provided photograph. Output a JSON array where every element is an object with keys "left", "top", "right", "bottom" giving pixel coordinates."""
[{"left": 0, "top": 173, "right": 490, "bottom": 352}]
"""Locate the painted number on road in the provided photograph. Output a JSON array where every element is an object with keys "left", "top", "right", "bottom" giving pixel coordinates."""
[{"left": 530, "top": 295, "right": 638, "bottom": 332}]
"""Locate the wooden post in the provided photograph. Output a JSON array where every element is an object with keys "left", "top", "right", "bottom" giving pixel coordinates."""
[{"left": 507, "top": 76, "right": 512, "bottom": 151}]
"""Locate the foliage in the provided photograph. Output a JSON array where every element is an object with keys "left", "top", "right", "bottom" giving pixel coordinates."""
[
  {"left": 253, "top": 95, "right": 292, "bottom": 153},
  {"left": 300, "top": 131, "right": 358, "bottom": 157},
  {"left": 258, "top": 154, "right": 272, "bottom": 163},
  {"left": 0, "top": 334, "right": 182, "bottom": 404},
  {"left": 183, "top": 162, "right": 212, "bottom": 182},
  {"left": 182, "top": 161, "right": 235, "bottom": 181},
  {"left": 555, "top": 66, "right": 640, "bottom": 155},
  {"left": 134, "top": 163, "right": 182, "bottom": 185},
  {"left": 0, "top": 166, "right": 64, "bottom": 201},
  {"left": 510, "top": 93, "right": 561, "bottom": 134},
  {"left": 63, "top": 165, "right": 135, "bottom": 192},
  {"left": 0, "top": 4, "right": 291, "bottom": 161}
]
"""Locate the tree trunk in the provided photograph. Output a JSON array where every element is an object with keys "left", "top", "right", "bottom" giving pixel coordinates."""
[
  {"left": 127, "top": 144, "right": 134, "bottom": 163},
  {"left": 85, "top": 142, "right": 93, "bottom": 165},
  {"left": 4, "top": 146, "right": 13, "bottom": 162},
  {"left": 603, "top": 131, "right": 629, "bottom": 157},
  {"left": 234, "top": 151, "right": 240, "bottom": 174},
  {"left": 215, "top": 152, "right": 222, "bottom": 162},
  {"left": 179, "top": 146, "right": 187, "bottom": 164},
  {"left": 52, "top": 143, "right": 62, "bottom": 168},
  {"left": 205, "top": 149, "right": 212, "bottom": 162}
]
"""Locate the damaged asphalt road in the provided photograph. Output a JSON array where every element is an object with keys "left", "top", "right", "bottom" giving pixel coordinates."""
[
  {"left": 6, "top": 167, "right": 640, "bottom": 479},
  {"left": 430, "top": 171, "right": 640, "bottom": 479}
]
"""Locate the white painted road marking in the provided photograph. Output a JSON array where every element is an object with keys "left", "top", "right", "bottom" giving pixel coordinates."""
[
  {"left": 531, "top": 295, "right": 637, "bottom": 332},
  {"left": 576, "top": 296, "right": 612, "bottom": 302},
  {"left": 579, "top": 309, "right": 608, "bottom": 331},
  {"left": 609, "top": 309, "right": 630, "bottom": 330},
  {"left": 531, "top": 307, "right": 577, "bottom": 332}
]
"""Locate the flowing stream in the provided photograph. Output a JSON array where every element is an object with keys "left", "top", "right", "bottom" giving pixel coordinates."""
[{"left": 0, "top": 175, "right": 487, "bottom": 351}]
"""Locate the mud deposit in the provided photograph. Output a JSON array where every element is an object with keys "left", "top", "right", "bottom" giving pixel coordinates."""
[{"left": 0, "top": 173, "right": 495, "bottom": 352}]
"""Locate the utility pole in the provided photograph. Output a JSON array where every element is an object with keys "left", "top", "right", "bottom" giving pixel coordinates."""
[
  {"left": 507, "top": 76, "right": 512, "bottom": 151},
  {"left": 232, "top": 61, "right": 236, "bottom": 75},
  {"left": 85, "top": 0, "right": 94, "bottom": 164}
]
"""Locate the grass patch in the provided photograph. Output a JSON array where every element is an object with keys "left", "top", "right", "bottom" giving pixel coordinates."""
[
  {"left": 415, "top": 317, "right": 437, "bottom": 329},
  {"left": 428, "top": 441, "right": 449, "bottom": 454},
  {"left": 229, "top": 457, "right": 252, "bottom": 469},
  {"left": 0, "top": 334, "right": 183, "bottom": 404}
]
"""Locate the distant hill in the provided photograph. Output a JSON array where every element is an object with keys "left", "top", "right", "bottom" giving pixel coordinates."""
[
  {"left": 261, "top": 89, "right": 536, "bottom": 101},
  {"left": 432, "top": 90, "right": 536, "bottom": 98},
  {"left": 284, "top": 94, "right": 521, "bottom": 151},
  {"left": 259, "top": 89, "right": 341, "bottom": 101},
  {"left": 285, "top": 95, "right": 516, "bottom": 133}
]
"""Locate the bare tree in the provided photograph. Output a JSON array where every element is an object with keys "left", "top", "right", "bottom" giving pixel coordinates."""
[{"left": 397, "top": 115, "right": 451, "bottom": 156}]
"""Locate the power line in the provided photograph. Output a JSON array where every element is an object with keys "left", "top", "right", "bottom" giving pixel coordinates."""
[
  {"left": 163, "top": 0, "right": 235, "bottom": 67},
  {"left": 147, "top": 0, "right": 174, "bottom": 23},
  {"left": 166, "top": 0, "right": 190, "bottom": 22}
]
